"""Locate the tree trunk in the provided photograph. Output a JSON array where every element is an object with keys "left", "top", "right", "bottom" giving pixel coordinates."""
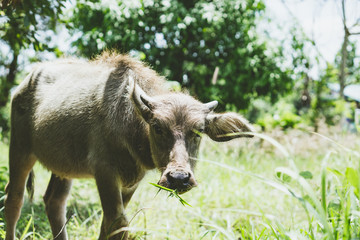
[
  {"left": 301, "top": 74, "right": 311, "bottom": 108},
  {"left": 339, "top": 0, "right": 350, "bottom": 99},
  {"left": 339, "top": 28, "right": 349, "bottom": 99}
]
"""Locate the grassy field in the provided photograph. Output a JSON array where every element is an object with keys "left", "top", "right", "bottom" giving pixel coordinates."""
[{"left": 0, "top": 126, "right": 359, "bottom": 239}]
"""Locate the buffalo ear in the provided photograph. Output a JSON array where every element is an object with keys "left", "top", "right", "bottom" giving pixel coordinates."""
[
  {"left": 205, "top": 112, "right": 255, "bottom": 142},
  {"left": 130, "top": 75, "right": 156, "bottom": 121}
]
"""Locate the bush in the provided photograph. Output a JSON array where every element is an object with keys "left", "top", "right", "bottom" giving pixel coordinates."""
[{"left": 251, "top": 96, "right": 302, "bottom": 130}]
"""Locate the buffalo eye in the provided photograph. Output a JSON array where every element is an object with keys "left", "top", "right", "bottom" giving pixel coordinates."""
[{"left": 153, "top": 124, "right": 163, "bottom": 135}]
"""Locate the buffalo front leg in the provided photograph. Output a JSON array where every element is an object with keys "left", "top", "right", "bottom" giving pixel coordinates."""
[
  {"left": 95, "top": 170, "right": 128, "bottom": 240},
  {"left": 122, "top": 184, "right": 139, "bottom": 209},
  {"left": 5, "top": 145, "right": 36, "bottom": 240},
  {"left": 43, "top": 174, "right": 73, "bottom": 240}
]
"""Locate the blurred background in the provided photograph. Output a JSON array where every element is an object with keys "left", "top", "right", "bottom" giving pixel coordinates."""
[
  {"left": 1, "top": 1, "right": 360, "bottom": 239},
  {"left": 0, "top": 0, "right": 360, "bottom": 139}
]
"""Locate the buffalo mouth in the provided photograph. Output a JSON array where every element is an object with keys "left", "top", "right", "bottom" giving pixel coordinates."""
[
  {"left": 157, "top": 181, "right": 193, "bottom": 194},
  {"left": 158, "top": 169, "right": 198, "bottom": 194}
]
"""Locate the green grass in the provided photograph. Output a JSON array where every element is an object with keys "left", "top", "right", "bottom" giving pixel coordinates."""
[
  {"left": 0, "top": 127, "right": 359, "bottom": 239},
  {"left": 149, "top": 183, "right": 192, "bottom": 207}
]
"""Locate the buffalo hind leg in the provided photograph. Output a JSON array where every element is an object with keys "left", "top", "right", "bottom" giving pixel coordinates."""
[
  {"left": 95, "top": 170, "right": 128, "bottom": 240},
  {"left": 5, "top": 146, "right": 36, "bottom": 240},
  {"left": 43, "top": 174, "right": 73, "bottom": 240}
]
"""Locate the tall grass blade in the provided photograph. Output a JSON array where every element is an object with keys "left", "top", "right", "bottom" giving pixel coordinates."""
[
  {"left": 306, "top": 130, "right": 360, "bottom": 157},
  {"left": 219, "top": 132, "right": 290, "bottom": 158},
  {"left": 276, "top": 167, "right": 334, "bottom": 240},
  {"left": 343, "top": 188, "right": 352, "bottom": 239},
  {"left": 192, "top": 157, "right": 294, "bottom": 197},
  {"left": 186, "top": 209, "right": 237, "bottom": 240},
  {"left": 212, "top": 208, "right": 276, "bottom": 220},
  {"left": 321, "top": 151, "right": 333, "bottom": 216},
  {"left": 20, "top": 216, "right": 32, "bottom": 240}
]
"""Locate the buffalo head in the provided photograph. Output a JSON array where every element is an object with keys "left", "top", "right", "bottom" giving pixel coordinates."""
[{"left": 131, "top": 76, "right": 254, "bottom": 193}]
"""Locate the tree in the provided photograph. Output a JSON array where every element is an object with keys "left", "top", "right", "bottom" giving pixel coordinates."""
[
  {"left": 0, "top": 0, "right": 66, "bottom": 135},
  {"left": 338, "top": 0, "right": 360, "bottom": 98},
  {"left": 67, "top": 0, "right": 292, "bottom": 111},
  {"left": 335, "top": 40, "right": 359, "bottom": 85},
  {"left": 289, "top": 27, "right": 313, "bottom": 110}
]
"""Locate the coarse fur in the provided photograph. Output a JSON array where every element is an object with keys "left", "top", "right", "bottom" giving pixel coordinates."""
[{"left": 4, "top": 51, "right": 254, "bottom": 240}]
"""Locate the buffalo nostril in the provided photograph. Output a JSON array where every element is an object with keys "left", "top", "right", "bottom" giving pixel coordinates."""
[{"left": 167, "top": 171, "right": 190, "bottom": 187}]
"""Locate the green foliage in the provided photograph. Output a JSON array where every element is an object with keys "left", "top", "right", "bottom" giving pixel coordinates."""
[
  {"left": 0, "top": 103, "right": 10, "bottom": 141},
  {"left": 308, "top": 65, "right": 347, "bottom": 129},
  {"left": 323, "top": 63, "right": 340, "bottom": 84},
  {"left": 0, "top": 166, "right": 8, "bottom": 195},
  {"left": 0, "top": 0, "right": 66, "bottom": 137},
  {"left": 253, "top": 96, "right": 302, "bottom": 130},
  {"left": 0, "top": 0, "right": 65, "bottom": 54},
  {"left": 250, "top": 61, "right": 348, "bottom": 131},
  {"left": 67, "top": 0, "right": 292, "bottom": 110},
  {"left": 289, "top": 27, "right": 313, "bottom": 80},
  {"left": 335, "top": 40, "right": 360, "bottom": 85}
]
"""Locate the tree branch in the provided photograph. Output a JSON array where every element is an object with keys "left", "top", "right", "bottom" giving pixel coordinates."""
[
  {"left": 279, "top": 0, "right": 327, "bottom": 63},
  {"left": 341, "top": 0, "right": 347, "bottom": 26},
  {"left": 350, "top": 18, "right": 360, "bottom": 28}
]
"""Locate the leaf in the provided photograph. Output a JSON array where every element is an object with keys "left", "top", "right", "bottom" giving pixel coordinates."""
[
  {"left": 345, "top": 167, "right": 360, "bottom": 196},
  {"left": 327, "top": 167, "right": 343, "bottom": 178},
  {"left": 345, "top": 168, "right": 358, "bottom": 184},
  {"left": 276, "top": 171, "right": 292, "bottom": 183},
  {"left": 24, "top": 15, "right": 30, "bottom": 27},
  {"left": 300, "top": 171, "right": 313, "bottom": 179}
]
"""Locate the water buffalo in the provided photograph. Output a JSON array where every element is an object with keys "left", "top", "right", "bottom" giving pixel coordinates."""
[{"left": 4, "top": 52, "right": 254, "bottom": 240}]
